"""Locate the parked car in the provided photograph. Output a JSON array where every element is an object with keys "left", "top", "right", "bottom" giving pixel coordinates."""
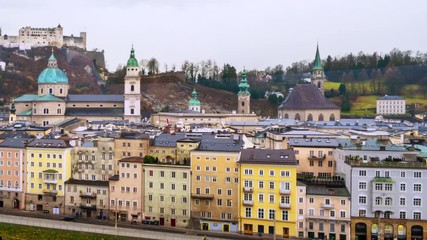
[
  {"left": 60, "top": 216, "right": 76, "bottom": 222},
  {"left": 41, "top": 210, "right": 49, "bottom": 214}
]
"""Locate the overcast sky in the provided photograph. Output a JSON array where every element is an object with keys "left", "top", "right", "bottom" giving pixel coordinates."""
[{"left": 1, "top": 0, "right": 426, "bottom": 71}]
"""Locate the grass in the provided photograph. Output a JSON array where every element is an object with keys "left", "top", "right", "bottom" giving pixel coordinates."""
[
  {"left": 324, "top": 81, "right": 341, "bottom": 91},
  {"left": 0, "top": 223, "right": 147, "bottom": 240}
]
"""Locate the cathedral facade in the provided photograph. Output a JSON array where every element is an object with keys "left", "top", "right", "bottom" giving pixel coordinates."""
[{"left": 11, "top": 48, "right": 142, "bottom": 126}]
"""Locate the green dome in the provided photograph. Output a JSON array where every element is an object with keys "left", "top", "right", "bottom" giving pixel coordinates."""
[
  {"left": 127, "top": 47, "right": 139, "bottom": 67},
  {"left": 189, "top": 89, "right": 201, "bottom": 106},
  {"left": 38, "top": 52, "right": 69, "bottom": 84},
  {"left": 238, "top": 69, "right": 250, "bottom": 95}
]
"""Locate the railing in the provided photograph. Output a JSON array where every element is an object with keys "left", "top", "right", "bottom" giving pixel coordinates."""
[
  {"left": 243, "top": 187, "right": 253, "bottom": 193},
  {"left": 243, "top": 200, "right": 254, "bottom": 206},
  {"left": 279, "top": 202, "right": 291, "bottom": 209},
  {"left": 280, "top": 188, "right": 291, "bottom": 194},
  {"left": 321, "top": 203, "right": 335, "bottom": 209},
  {"left": 80, "top": 203, "right": 96, "bottom": 209},
  {"left": 191, "top": 193, "right": 214, "bottom": 199},
  {"left": 43, "top": 178, "right": 57, "bottom": 184},
  {"left": 79, "top": 192, "right": 97, "bottom": 198},
  {"left": 345, "top": 159, "right": 427, "bottom": 168}
]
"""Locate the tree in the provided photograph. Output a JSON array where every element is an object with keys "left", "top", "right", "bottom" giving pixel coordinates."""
[
  {"left": 147, "top": 58, "right": 159, "bottom": 75},
  {"left": 341, "top": 93, "right": 351, "bottom": 112},
  {"left": 338, "top": 83, "right": 346, "bottom": 95}
]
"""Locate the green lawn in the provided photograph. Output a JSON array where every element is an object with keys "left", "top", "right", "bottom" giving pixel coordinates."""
[
  {"left": 0, "top": 223, "right": 147, "bottom": 240},
  {"left": 324, "top": 81, "right": 341, "bottom": 90}
]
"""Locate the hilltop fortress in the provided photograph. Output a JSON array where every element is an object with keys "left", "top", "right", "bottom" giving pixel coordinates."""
[{"left": 0, "top": 24, "right": 86, "bottom": 50}]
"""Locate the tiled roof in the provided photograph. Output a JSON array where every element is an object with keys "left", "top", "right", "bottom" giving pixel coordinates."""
[
  {"left": 17, "top": 109, "right": 32, "bottom": 116},
  {"left": 278, "top": 84, "right": 340, "bottom": 109},
  {"left": 33, "top": 94, "right": 64, "bottom": 102},
  {"left": 239, "top": 149, "right": 297, "bottom": 165},
  {"left": 26, "top": 139, "right": 70, "bottom": 148},
  {"left": 14, "top": 94, "right": 38, "bottom": 102},
  {"left": 288, "top": 138, "right": 340, "bottom": 147},
  {"left": 0, "top": 131, "right": 33, "bottom": 139},
  {"left": 0, "top": 138, "right": 31, "bottom": 148},
  {"left": 377, "top": 95, "right": 404, "bottom": 100},
  {"left": 306, "top": 184, "right": 350, "bottom": 197},
  {"left": 118, "top": 157, "right": 144, "bottom": 163},
  {"left": 197, "top": 134, "right": 243, "bottom": 152},
  {"left": 67, "top": 94, "right": 124, "bottom": 102}
]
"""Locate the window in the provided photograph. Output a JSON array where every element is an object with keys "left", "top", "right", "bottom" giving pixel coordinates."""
[
  {"left": 414, "top": 184, "right": 422, "bottom": 192},
  {"left": 400, "top": 197, "right": 406, "bottom": 206},
  {"left": 358, "top": 182, "right": 367, "bottom": 190},
  {"left": 269, "top": 209, "right": 275, "bottom": 220},
  {"left": 309, "top": 198, "right": 314, "bottom": 203},
  {"left": 309, "top": 209, "right": 314, "bottom": 216},
  {"left": 400, "top": 183, "right": 406, "bottom": 191},
  {"left": 400, "top": 211, "right": 406, "bottom": 219},
  {"left": 359, "top": 209, "right": 366, "bottom": 217},
  {"left": 269, "top": 182, "right": 275, "bottom": 190},
  {"left": 359, "top": 196, "right": 367, "bottom": 204},
  {"left": 375, "top": 183, "right": 383, "bottom": 191},
  {"left": 259, "top": 181, "right": 264, "bottom": 189},
  {"left": 414, "top": 172, "right": 422, "bottom": 178},
  {"left": 385, "top": 197, "right": 392, "bottom": 205},
  {"left": 330, "top": 211, "right": 335, "bottom": 217},
  {"left": 375, "top": 197, "right": 382, "bottom": 205},
  {"left": 385, "top": 183, "right": 393, "bottom": 191},
  {"left": 245, "top": 208, "right": 251, "bottom": 218},
  {"left": 341, "top": 199, "right": 346, "bottom": 205},
  {"left": 413, "top": 212, "right": 421, "bottom": 220},
  {"left": 258, "top": 209, "right": 264, "bottom": 219},
  {"left": 400, "top": 171, "right": 406, "bottom": 178},
  {"left": 340, "top": 211, "right": 346, "bottom": 218},
  {"left": 269, "top": 170, "right": 275, "bottom": 176},
  {"left": 258, "top": 194, "right": 264, "bottom": 203},
  {"left": 413, "top": 198, "right": 421, "bottom": 206},
  {"left": 359, "top": 170, "right": 366, "bottom": 176},
  {"left": 244, "top": 169, "right": 253, "bottom": 175}
]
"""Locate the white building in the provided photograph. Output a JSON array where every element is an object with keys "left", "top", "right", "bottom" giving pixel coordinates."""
[{"left": 376, "top": 95, "right": 406, "bottom": 115}]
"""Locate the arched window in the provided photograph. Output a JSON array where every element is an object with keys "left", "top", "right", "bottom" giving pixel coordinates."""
[
  {"left": 60, "top": 88, "right": 63, "bottom": 94},
  {"left": 57, "top": 108, "right": 61, "bottom": 114},
  {"left": 330, "top": 114, "right": 335, "bottom": 121},
  {"left": 318, "top": 114, "right": 324, "bottom": 121},
  {"left": 41, "top": 88, "right": 44, "bottom": 94},
  {"left": 242, "top": 101, "right": 245, "bottom": 107},
  {"left": 307, "top": 113, "right": 313, "bottom": 121},
  {"left": 385, "top": 197, "right": 392, "bottom": 205},
  {"left": 131, "top": 85, "right": 135, "bottom": 92},
  {"left": 284, "top": 113, "right": 289, "bottom": 119},
  {"left": 49, "top": 88, "right": 53, "bottom": 94},
  {"left": 43, "top": 108, "right": 49, "bottom": 114},
  {"left": 295, "top": 113, "right": 301, "bottom": 121},
  {"left": 375, "top": 197, "right": 382, "bottom": 205}
]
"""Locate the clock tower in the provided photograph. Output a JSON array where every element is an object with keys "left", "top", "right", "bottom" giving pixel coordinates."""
[
  {"left": 237, "top": 69, "right": 251, "bottom": 114},
  {"left": 124, "top": 46, "right": 142, "bottom": 123}
]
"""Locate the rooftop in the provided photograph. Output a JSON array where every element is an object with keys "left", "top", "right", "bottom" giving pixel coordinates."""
[
  {"left": 377, "top": 95, "right": 404, "bottom": 100},
  {"left": 239, "top": 149, "right": 297, "bottom": 165},
  {"left": 118, "top": 157, "right": 144, "bottom": 163},
  {"left": 26, "top": 139, "right": 70, "bottom": 148},
  {"left": 64, "top": 179, "right": 109, "bottom": 186},
  {"left": 288, "top": 138, "right": 340, "bottom": 147},
  {"left": 67, "top": 94, "right": 124, "bottom": 102},
  {"left": 278, "top": 84, "right": 340, "bottom": 110}
]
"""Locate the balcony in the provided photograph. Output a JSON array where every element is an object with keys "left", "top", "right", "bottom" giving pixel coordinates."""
[
  {"left": 243, "top": 200, "right": 254, "bottom": 206},
  {"left": 79, "top": 192, "right": 97, "bottom": 198},
  {"left": 279, "top": 202, "right": 291, "bottom": 209},
  {"left": 43, "top": 189, "right": 57, "bottom": 196},
  {"left": 280, "top": 188, "right": 291, "bottom": 195},
  {"left": 321, "top": 203, "right": 335, "bottom": 209},
  {"left": 191, "top": 193, "right": 214, "bottom": 199},
  {"left": 308, "top": 155, "right": 325, "bottom": 161},
  {"left": 43, "top": 178, "right": 57, "bottom": 184},
  {"left": 243, "top": 186, "right": 253, "bottom": 193},
  {"left": 80, "top": 203, "right": 96, "bottom": 210}
]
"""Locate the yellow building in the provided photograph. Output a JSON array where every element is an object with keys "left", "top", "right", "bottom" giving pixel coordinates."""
[
  {"left": 25, "top": 139, "right": 72, "bottom": 213},
  {"left": 238, "top": 149, "right": 298, "bottom": 238},
  {"left": 190, "top": 133, "right": 243, "bottom": 233}
]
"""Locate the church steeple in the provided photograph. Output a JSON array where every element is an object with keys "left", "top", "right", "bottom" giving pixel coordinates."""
[
  {"left": 237, "top": 69, "right": 251, "bottom": 114},
  {"left": 188, "top": 89, "right": 201, "bottom": 112},
  {"left": 47, "top": 48, "right": 58, "bottom": 68},
  {"left": 311, "top": 44, "right": 326, "bottom": 93},
  {"left": 9, "top": 100, "right": 16, "bottom": 124},
  {"left": 312, "top": 44, "right": 323, "bottom": 71}
]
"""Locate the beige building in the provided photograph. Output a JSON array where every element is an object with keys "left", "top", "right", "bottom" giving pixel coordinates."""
[
  {"left": 114, "top": 132, "right": 149, "bottom": 174},
  {"left": 376, "top": 95, "right": 406, "bottom": 115},
  {"left": 288, "top": 137, "right": 339, "bottom": 178},
  {"left": 296, "top": 182, "right": 307, "bottom": 239},
  {"left": 190, "top": 134, "right": 243, "bottom": 233},
  {"left": 64, "top": 179, "right": 109, "bottom": 219},
  {"left": 303, "top": 179, "right": 351, "bottom": 240},
  {"left": 144, "top": 164, "right": 191, "bottom": 228},
  {"left": 109, "top": 157, "right": 144, "bottom": 222}
]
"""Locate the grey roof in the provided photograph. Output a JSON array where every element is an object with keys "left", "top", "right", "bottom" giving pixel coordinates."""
[
  {"left": 306, "top": 184, "right": 350, "bottom": 197},
  {"left": 0, "top": 137, "right": 31, "bottom": 148},
  {"left": 153, "top": 133, "right": 200, "bottom": 147},
  {"left": 239, "top": 149, "right": 297, "bottom": 165},
  {"left": 377, "top": 95, "right": 404, "bottom": 100},
  {"left": 288, "top": 138, "right": 340, "bottom": 147},
  {"left": 81, "top": 141, "right": 95, "bottom": 147},
  {"left": 64, "top": 179, "right": 109, "bottom": 187},
  {"left": 119, "top": 131, "right": 150, "bottom": 139},
  {"left": 67, "top": 94, "right": 124, "bottom": 102},
  {"left": 0, "top": 131, "right": 33, "bottom": 139},
  {"left": 197, "top": 134, "right": 243, "bottom": 152},
  {"left": 65, "top": 108, "right": 124, "bottom": 116},
  {"left": 278, "top": 84, "right": 340, "bottom": 110},
  {"left": 26, "top": 139, "right": 70, "bottom": 148},
  {"left": 337, "top": 138, "right": 407, "bottom": 151}
]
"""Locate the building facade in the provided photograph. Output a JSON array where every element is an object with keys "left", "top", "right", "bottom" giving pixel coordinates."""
[
  {"left": 238, "top": 149, "right": 298, "bottom": 238},
  {"left": 376, "top": 95, "right": 406, "bottom": 115}
]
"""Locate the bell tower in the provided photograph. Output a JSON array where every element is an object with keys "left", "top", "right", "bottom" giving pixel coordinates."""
[
  {"left": 8, "top": 101, "right": 16, "bottom": 124},
  {"left": 311, "top": 44, "right": 326, "bottom": 94},
  {"left": 237, "top": 69, "right": 251, "bottom": 114},
  {"left": 123, "top": 46, "right": 142, "bottom": 123}
]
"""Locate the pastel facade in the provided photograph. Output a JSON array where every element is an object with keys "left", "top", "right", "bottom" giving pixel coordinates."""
[
  {"left": 109, "top": 157, "right": 144, "bottom": 222},
  {"left": 0, "top": 138, "right": 27, "bottom": 209},
  {"left": 238, "top": 149, "right": 298, "bottom": 238},
  {"left": 376, "top": 95, "right": 406, "bottom": 115},
  {"left": 144, "top": 164, "right": 191, "bottom": 227},
  {"left": 114, "top": 132, "right": 149, "bottom": 174},
  {"left": 25, "top": 139, "right": 72, "bottom": 213}
]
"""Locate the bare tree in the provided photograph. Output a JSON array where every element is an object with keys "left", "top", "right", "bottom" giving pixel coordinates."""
[{"left": 147, "top": 58, "right": 159, "bottom": 75}]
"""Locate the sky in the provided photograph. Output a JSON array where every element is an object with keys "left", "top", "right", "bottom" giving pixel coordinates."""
[{"left": 1, "top": 0, "right": 427, "bottom": 72}]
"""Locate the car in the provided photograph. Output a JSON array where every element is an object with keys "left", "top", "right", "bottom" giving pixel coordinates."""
[
  {"left": 42, "top": 210, "right": 49, "bottom": 214},
  {"left": 60, "top": 216, "right": 76, "bottom": 222}
]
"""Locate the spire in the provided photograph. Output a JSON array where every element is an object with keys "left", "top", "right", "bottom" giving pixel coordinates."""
[
  {"left": 312, "top": 43, "right": 323, "bottom": 71},
  {"left": 47, "top": 48, "right": 58, "bottom": 68},
  {"left": 192, "top": 89, "right": 198, "bottom": 99},
  {"left": 238, "top": 69, "right": 250, "bottom": 95},
  {"left": 127, "top": 45, "right": 139, "bottom": 67},
  {"left": 9, "top": 101, "right": 16, "bottom": 114}
]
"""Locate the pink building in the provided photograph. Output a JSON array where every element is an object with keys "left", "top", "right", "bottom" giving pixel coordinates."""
[
  {"left": 0, "top": 138, "right": 29, "bottom": 209},
  {"left": 109, "top": 157, "right": 144, "bottom": 222}
]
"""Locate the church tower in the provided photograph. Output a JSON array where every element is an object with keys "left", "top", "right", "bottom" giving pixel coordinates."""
[
  {"left": 311, "top": 44, "right": 326, "bottom": 94},
  {"left": 123, "top": 46, "right": 142, "bottom": 123},
  {"left": 237, "top": 69, "right": 251, "bottom": 114},
  {"left": 8, "top": 101, "right": 16, "bottom": 124},
  {"left": 188, "top": 89, "right": 201, "bottom": 112}
]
